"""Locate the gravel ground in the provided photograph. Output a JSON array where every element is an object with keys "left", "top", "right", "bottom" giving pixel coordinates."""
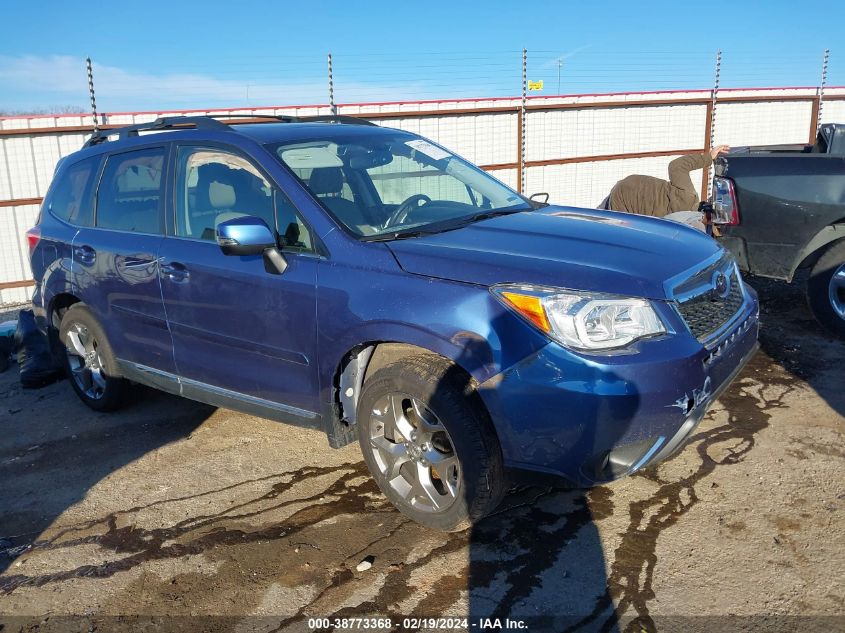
[
  {"left": 0, "top": 277, "right": 843, "bottom": 633},
  {"left": 0, "top": 304, "right": 26, "bottom": 326}
]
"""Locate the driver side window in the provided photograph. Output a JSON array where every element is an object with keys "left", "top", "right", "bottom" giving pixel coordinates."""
[
  {"left": 176, "top": 148, "right": 276, "bottom": 241},
  {"left": 367, "top": 155, "right": 473, "bottom": 205},
  {"left": 175, "top": 147, "right": 314, "bottom": 252}
]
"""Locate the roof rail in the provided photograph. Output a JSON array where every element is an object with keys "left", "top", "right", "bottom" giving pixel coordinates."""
[
  {"left": 83, "top": 113, "right": 376, "bottom": 147},
  {"left": 206, "top": 114, "right": 299, "bottom": 123},
  {"left": 84, "top": 116, "right": 229, "bottom": 147},
  {"left": 298, "top": 115, "right": 377, "bottom": 126},
  {"left": 209, "top": 113, "right": 375, "bottom": 126}
]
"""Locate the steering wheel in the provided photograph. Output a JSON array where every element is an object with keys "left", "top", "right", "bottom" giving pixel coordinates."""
[{"left": 383, "top": 194, "right": 432, "bottom": 229}]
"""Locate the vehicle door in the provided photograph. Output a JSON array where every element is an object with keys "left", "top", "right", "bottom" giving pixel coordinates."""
[
  {"left": 71, "top": 145, "right": 175, "bottom": 374},
  {"left": 157, "top": 144, "right": 321, "bottom": 419}
]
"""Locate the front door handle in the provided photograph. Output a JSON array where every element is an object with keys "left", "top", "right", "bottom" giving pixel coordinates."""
[
  {"left": 161, "top": 262, "right": 190, "bottom": 283},
  {"left": 122, "top": 255, "right": 157, "bottom": 270},
  {"left": 74, "top": 245, "right": 96, "bottom": 265}
]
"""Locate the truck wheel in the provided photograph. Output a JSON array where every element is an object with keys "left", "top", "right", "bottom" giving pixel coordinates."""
[
  {"left": 807, "top": 240, "right": 845, "bottom": 338},
  {"left": 357, "top": 354, "right": 505, "bottom": 531},
  {"left": 59, "top": 304, "right": 132, "bottom": 411}
]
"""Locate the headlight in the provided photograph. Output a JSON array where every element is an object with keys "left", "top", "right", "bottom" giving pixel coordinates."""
[{"left": 492, "top": 284, "right": 666, "bottom": 351}]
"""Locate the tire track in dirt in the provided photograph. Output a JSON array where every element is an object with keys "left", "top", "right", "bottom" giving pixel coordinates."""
[
  {"left": 268, "top": 485, "right": 615, "bottom": 631},
  {"left": 0, "top": 462, "right": 383, "bottom": 594}
]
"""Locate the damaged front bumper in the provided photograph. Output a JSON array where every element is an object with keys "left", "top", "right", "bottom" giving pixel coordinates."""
[{"left": 477, "top": 291, "right": 760, "bottom": 486}]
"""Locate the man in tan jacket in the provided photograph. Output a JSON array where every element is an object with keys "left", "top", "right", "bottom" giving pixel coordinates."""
[{"left": 603, "top": 145, "right": 730, "bottom": 216}]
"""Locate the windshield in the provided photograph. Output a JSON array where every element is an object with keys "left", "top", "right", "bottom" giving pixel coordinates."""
[{"left": 270, "top": 131, "right": 530, "bottom": 238}]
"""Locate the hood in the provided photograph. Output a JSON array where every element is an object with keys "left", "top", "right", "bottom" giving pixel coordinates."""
[{"left": 386, "top": 206, "right": 723, "bottom": 300}]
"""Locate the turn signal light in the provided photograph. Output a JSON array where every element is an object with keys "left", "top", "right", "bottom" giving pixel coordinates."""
[{"left": 500, "top": 291, "right": 551, "bottom": 333}]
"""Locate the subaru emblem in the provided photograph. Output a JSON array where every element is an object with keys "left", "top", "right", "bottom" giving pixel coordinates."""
[{"left": 712, "top": 271, "right": 730, "bottom": 299}]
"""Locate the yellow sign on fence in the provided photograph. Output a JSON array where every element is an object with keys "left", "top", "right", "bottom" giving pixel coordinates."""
[{"left": 528, "top": 80, "right": 544, "bottom": 91}]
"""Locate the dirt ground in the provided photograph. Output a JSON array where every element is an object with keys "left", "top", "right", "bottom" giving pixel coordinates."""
[{"left": 0, "top": 276, "right": 843, "bottom": 633}]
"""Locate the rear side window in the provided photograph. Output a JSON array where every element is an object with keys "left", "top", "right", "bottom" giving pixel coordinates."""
[
  {"left": 96, "top": 148, "right": 166, "bottom": 234},
  {"left": 47, "top": 156, "right": 101, "bottom": 226}
]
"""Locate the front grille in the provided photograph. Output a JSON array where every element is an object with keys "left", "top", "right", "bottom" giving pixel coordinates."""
[
  {"left": 676, "top": 267, "right": 744, "bottom": 342},
  {"left": 703, "top": 312, "right": 755, "bottom": 366}
]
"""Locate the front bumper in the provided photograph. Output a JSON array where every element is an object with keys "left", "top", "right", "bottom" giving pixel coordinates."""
[{"left": 477, "top": 290, "right": 759, "bottom": 486}]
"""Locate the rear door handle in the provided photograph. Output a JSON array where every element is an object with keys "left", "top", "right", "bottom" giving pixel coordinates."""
[
  {"left": 161, "top": 261, "right": 190, "bottom": 283},
  {"left": 74, "top": 245, "right": 96, "bottom": 265}
]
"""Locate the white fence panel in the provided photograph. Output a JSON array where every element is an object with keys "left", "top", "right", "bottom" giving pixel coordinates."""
[
  {"left": 0, "top": 203, "right": 40, "bottom": 305},
  {"left": 487, "top": 168, "right": 518, "bottom": 191},
  {"left": 527, "top": 154, "right": 705, "bottom": 209},
  {"left": 375, "top": 113, "right": 518, "bottom": 167},
  {"left": 820, "top": 100, "right": 845, "bottom": 124},
  {"left": 714, "top": 101, "right": 813, "bottom": 147},
  {"left": 525, "top": 104, "right": 708, "bottom": 161}
]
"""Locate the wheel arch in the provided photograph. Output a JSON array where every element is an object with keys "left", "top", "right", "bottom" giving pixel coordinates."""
[
  {"left": 805, "top": 235, "right": 845, "bottom": 337},
  {"left": 325, "top": 339, "right": 497, "bottom": 449},
  {"left": 790, "top": 224, "right": 845, "bottom": 280},
  {"left": 39, "top": 291, "right": 84, "bottom": 356},
  {"left": 48, "top": 292, "right": 83, "bottom": 330}
]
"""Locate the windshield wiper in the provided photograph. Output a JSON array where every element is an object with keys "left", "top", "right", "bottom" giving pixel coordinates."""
[
  {"left": 362, "top": 229, "right": 439, "bottom": 242},
  {"left": 443, "top": 206, "right": 531, "bottom": 230},
  {"left": 462, "top": 207, "right": 527, "bottom": 223},
  {"left": 362, "top": 207, "right": 530, "bottom": 242}
]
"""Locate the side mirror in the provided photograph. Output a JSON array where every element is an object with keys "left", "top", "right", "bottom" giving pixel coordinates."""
[
  {"left": 216, "top": 216, "right": 276, "bottom": 256},
  {"left": 529, "top": 192, "right": 550, "bottom": 208}
]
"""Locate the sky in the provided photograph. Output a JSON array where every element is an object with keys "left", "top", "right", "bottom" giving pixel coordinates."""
[{"left": 1, "top": 0, "right": 844, "bottom": 114}]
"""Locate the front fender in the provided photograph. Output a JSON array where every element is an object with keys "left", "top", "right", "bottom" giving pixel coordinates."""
[{"left": 315, "top": 264, "right": 550, "bottom": 408}]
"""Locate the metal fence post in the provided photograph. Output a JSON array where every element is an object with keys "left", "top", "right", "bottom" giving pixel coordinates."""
[
  {"left": 817, "top": 48, "right": 830, "bottom": 133},
  {"left": 328, "top": 53, "right": 337, "bottom": 116},
  {"left": 704, "top": 50, "right": 721, "bottom": 200},
  {"left": 519, "top": 48, "right": 527, "bottom": 194},
  {"left": 86, "top": 57, "right": 99, "bottom": 133}
]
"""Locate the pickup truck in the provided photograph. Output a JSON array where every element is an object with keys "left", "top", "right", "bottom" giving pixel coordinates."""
[{"left": 713, "top": 123, "right": 845, "bottom": 337}]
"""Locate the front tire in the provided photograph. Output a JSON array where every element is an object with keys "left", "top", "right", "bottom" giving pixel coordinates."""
[
  {"left": 807, "top": 240, "right": 845, "bottom": 338},
  {"left": 59, "top": 304, "right": 132, "bottom": 411},
  {"left": 357, "top": 354, "right": 505, "bottom": 531}
]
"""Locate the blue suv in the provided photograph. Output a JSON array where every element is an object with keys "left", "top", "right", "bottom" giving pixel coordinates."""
[{"left": 27, "top": 115, "right": 759, "bottom": 530}]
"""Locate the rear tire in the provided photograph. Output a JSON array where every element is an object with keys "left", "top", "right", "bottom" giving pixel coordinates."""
[
  {"left": 807, "top": 240, "right": 845, "bottom": 339},
  {"left": 357, "top": 354, "right": 505, "bottom": 531},
  {"left": 59, "top": 304, "right": 132, "bottom": 411}
]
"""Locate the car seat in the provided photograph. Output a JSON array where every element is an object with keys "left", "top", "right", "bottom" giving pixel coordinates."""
[
  {"left": 194, "top": 163, "right": 277, "bottom": 240},
  {"left": 308, "top": 167, "right": 369, "bottom": 229}
]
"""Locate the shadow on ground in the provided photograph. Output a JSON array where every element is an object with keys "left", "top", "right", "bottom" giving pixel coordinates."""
[
  {"left": 746, "top": 272, "right": 845, "bottom": 418},
  {"left": 0, "top": 375, "right": 212, "bottom": 577}
]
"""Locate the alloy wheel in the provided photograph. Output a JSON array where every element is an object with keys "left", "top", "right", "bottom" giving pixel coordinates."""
[
  {"left": 369, "top": 393, "right": 461, "bottom": 513},
  {"left": 65, "top": 322, "right": 107, "bottom": 400},
  {"left": 829, "top": 263, "right": 845, "bottom": 319}
]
